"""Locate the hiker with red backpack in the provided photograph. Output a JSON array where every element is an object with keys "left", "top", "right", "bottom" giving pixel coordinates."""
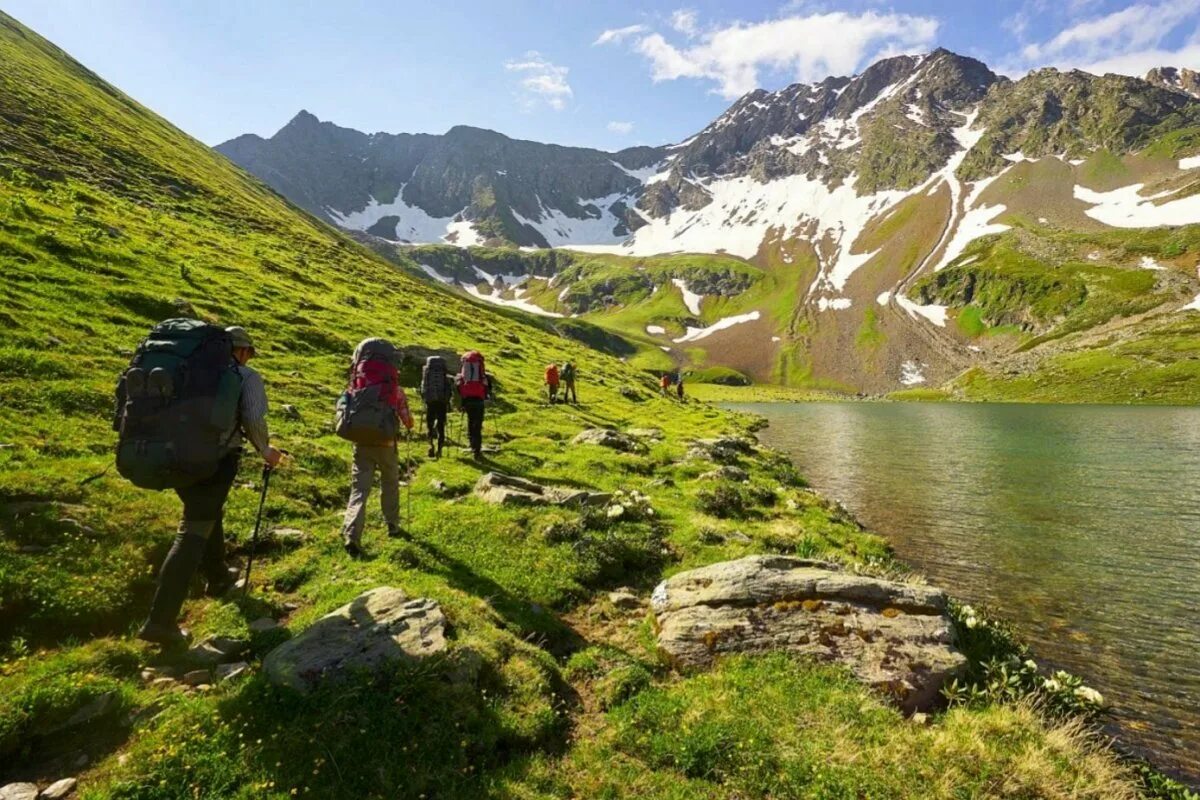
[
  {"left": 545, "top": 362, "right": 560, "bottom": 404},
  {"left": 420, "top": 354, "right": 453, "bottom": 458},
  {"left": 114, "top": 321, "right": 283, "bottom": 646},
  {"left": 456, "top": 350, "right": 491, "bottom": 460},
  {"left": 335, "top": 338, "right": 413, "bottom": 557}
]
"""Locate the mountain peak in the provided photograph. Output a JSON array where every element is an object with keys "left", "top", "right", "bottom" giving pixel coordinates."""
[{"left": 1146, "top": 66, "right": 1200, "bottom": 98}]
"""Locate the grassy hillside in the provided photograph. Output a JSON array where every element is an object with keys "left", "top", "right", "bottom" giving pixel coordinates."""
[{"left": 0, "top": 11, "right": 1188, "bottom": 799}]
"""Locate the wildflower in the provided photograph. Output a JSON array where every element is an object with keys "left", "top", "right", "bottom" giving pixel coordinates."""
[
  {"left": 964, "top": 616, "right": 979, "bottom": 629},
  {"left": 960, "top": 605, "right": 976, "bottom": 617},
  {"left": 1074, "top": 686, "right": 1103, "bottom": 705},
  {"left": 1023, "top": 659, "right": 1037, "bottom": 672},
  {"left": 1042, "top": 678, "right": 1061, "bottom": 692},
  {"left": 607, "top": 505, "right": 625, "bottom": 519}
]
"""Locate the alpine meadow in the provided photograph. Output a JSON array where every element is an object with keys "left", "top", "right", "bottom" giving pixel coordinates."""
[{"left": 1, "top": 6, "right": 1199, "bottom": 800}]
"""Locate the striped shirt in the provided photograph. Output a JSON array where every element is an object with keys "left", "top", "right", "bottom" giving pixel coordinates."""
[{"left": 230, "top": 364, "right": 271, "bottom": 456}]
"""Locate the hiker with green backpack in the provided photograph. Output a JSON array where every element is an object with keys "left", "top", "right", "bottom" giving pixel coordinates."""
[
  {"left": 560, "top": 360, "right": 577, "bottom": 404},
  {"left": 114, "top": 321, "right": 282, "bottom": 646},
  {"left": 335, "top": 338, "right": 413, "bottom": 557}
]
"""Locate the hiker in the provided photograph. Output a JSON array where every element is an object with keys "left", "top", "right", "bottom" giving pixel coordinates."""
[
  {"left": 561, "top": 360, "right": 577, "bottom": 404},
  {"left": 676, "top": 371, "right": 685, "bottom": 401},
  {"left": 660, "top": 372, "right": 673, "bottom": 396},
  {"left": 421, "top": 354, "right": 453, "bottom": 458},
  {"left": 456, "top": 350, "right": 490, "bottom": 460},
  {"left": 335, "top": 338, "right": 413, "bottom": 557},
  {"left": 117, "top": 323, "right": 282, "bottom": 646},
  {"left": 545, "top": 362, "right": 560, "bottom": 404}
]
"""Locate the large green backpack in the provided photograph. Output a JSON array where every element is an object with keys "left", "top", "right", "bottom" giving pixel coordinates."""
[{"left": 113, "top": 319, "right": 243, "bottom": 490}]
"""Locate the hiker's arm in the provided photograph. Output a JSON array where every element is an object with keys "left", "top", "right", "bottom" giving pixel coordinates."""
[
  {"left": 396, "top": 387, "right": 414, "bottom": 430},
  {"left": 239, "top": 370, "right": 279, "bottom": 465}
]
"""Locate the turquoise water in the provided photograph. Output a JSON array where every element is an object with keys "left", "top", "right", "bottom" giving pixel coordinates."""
[{"left": 730, "top": 401, "right": 1200, "bottom": 783}]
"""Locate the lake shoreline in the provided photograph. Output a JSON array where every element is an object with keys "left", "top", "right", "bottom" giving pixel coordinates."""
[{"left": 734, "top": 401, "right": 1200, "bottom": 792}]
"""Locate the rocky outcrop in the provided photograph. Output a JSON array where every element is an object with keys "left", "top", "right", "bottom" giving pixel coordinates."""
[
  {"left": 263, "top": 588, "right": 446, "bottom": 693},
  {"left": 687, "top": 436, "right": 756, "bottom": 464},
  {"left": 572, "top": 428, "right": 647, "bottom": 453},
  {"left": 473, "top": 472, "right": 611, "bottom": 507},
  {"left": 651, "top": 556, "right": 966, "bottom": 713}
]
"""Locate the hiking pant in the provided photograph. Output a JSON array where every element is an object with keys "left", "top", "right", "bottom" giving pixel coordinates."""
[
  {"left": 463, "top": 397, "right": 485, "bottom": 455},
  {"left": 425, "top": 400, "right": 447, "bottom": 452},
  {"left": 341, "top": 444, "right": 400, "bottom": 544},
  {"left": 147, "top": 451, "right": 240, "bottom": 626},
  {"left": 563, "top": 379, "right": 577, "bottom": 404},
  {"left": 547, "top": 382, "right": 558, "bottom": 403}
]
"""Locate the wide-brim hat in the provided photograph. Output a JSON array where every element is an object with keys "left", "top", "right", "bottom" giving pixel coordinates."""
[{"left": 226, "top": 326, "right": 256, "bottom": 354}]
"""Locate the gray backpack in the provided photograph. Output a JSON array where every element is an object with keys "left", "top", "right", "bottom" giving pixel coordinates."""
[{"left": 421, "top": 356, "right": 449, "bottom": 403}]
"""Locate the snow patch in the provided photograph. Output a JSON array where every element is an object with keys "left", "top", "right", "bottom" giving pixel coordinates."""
[
  {"left": 418, "top": 264, "right": 455, "bottom": 284},
  {"left": 1140, "top": 256, "right": 1166, "bottom": 270},
  {"left": 895, "top": 293, "right": 948, "bottom": 327},
  {"left": 1179, "top": 156, "right": 1200, "bottom": 170},
  {"left": 672, "top": 311, "right": 761, "bottom": 343},
  {"left": 771, "top": 336, "right": 781, "bottom": 342},
  {"left": 816, "top": 297, "right": 852, "bottom": 311},
  {"left": 1073, "top": 183, "right": 1200, "bottom": 227},
  {"left": 326, "top": 187, "right": 471, "bottom": 244},
  {"left": 510, "top": 193, "right": 630, "bottom": 247},
  {"left": 646, "top": 324, "right": 666, "bottom": 335},
  {"left": 876, "top": 291, "right": 891, "bottom": 306},
  {"left": 900, "top": 361, "right": 926, "bottom": 386},
  {"left": 462, "top": 284, "right": 562, "bottom": 318},
  {"left": 672, "top": 279, "right": 705, "bottom": 315}
]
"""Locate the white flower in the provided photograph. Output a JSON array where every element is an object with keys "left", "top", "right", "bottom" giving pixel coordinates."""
[
  {"left": 1074, "top": 686, "right": 1103, "bottom": 705},
  {"left": 646, "top": 508, "right": 655, "bottom": 516},
  {"left": 960, "top": 605, "right": 976, "bottom": 617},
  {"left": 965, "top": 616, "right": 979, "bottom": 629},
  {"left": 606, "top": 504, "right": 625, "bottom": 519},
  {"left": 1042, "top": 678, "right": 1061, "bottom": 692},
  {"left": 1023, "top": 659, "right": 1038, "bottom": 672}
]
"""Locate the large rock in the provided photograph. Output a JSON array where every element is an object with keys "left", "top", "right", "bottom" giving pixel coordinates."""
[
  {"left": 473, "top": 472, "right": 609, "bottom": 507},
  {"left": 0, "top": 784, "right": 37, "bottom": 800},
  {"left": 572, "top": 428, "right": 646, "bottom": 453},
  {"left": 264, "top": 588, "right": 446, "bottom": 693},
  {"left": 651, "top": 555, "right": 966, "bottom": 713}
]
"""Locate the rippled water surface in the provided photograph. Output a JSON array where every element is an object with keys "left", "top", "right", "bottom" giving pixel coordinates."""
[{"left": 730, "top": 401, "right": 1200, "bottom": 782}]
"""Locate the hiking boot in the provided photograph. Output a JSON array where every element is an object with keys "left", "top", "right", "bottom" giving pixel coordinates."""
[
  {"left": 436, "top": 445, "right": 443, "bottom": 459},
  {"left": 205, "top": 566, "right": 240, "bottom": 598},
  {"left": 343, "top": 541, "right": 364, "bottom": 559},
  {"left": 427, "top": 444, "right": 436, "bottom": 458},
  {"left": 387, "top": 524, "right": 406, "bottom": 539},
  {"left": 473, "top": 449, "right": 483, "bottom": 461},
  {"left": 137, "top": 621, "right": 191, "bottom": 647}
]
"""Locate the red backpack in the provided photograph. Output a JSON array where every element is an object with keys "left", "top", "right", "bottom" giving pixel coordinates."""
[
  {"left": 335, "top": 339, "right": 400, "bottom": 444},
  {"left": 459, "top": 350, "right": 487, "bottom": 400}
]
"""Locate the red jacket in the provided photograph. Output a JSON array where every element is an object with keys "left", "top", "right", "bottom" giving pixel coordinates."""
[
  {"left": 545, "top": 364, "right": 560, "bottom": 385},
  {"left": 351, "top": 360, "right": 413, "bottom": 430}
]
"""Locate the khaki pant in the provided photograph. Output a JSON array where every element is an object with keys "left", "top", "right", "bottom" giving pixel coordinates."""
[{"left": 341, "top": 444, "right": 399, "bottom": 544}]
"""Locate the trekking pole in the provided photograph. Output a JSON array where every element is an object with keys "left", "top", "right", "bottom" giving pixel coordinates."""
[
  {"left": 242, "top": 464, "right": 272, "bottom": 597},
  {"left": 405, "top": 431, "right": 413, "bottom": 524}
]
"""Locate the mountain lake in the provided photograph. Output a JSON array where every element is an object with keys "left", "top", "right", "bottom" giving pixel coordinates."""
[{"left": 728, "top": 401, "right": 1200, "bottom": 784}]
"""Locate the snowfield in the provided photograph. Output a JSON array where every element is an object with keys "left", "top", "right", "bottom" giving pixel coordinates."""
[
  {"left": 327, "top": 187, "right": 469, "bottom": 244},
  {"left": 671, "top": 279, "right": 705, "bottom": 315},
  {"left": 1074, "top": 184, "right": 1200, "bottom": 227},
  {"left": 672, "top": 311, "right": 761, "bottom": 343}
]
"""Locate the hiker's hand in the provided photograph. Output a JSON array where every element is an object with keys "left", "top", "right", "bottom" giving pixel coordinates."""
[{"left": 263, "top": 446, "right": 283, "bottom": 469}]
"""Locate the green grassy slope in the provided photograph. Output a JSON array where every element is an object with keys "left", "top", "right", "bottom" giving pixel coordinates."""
[{"left": 0, "top": 12, "right": 1179, "bottom": 799}]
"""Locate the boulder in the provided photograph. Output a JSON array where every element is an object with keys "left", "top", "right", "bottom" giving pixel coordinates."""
[
  {"left": 268, "top": 527, "right": 309, "bottom": 548},
  {"left": 699, "top": 465, "right": 749, "bottom": 482},
  {"left": 687, "top": 436, "right": 756, "bottom": 464},
  {"left": 0, "top": 784, "right": 37, "bottom": 800},
  {"left": 651, "top": 555, "right": 966, "bottom": 713},
  {"left": 572, "top": 428, "right": 646, "bottom": 453},
  {"left": 263, "top": 587, "right": 446, "bottom": 693},
  {"left": 216, "top": 662, "right": 250, "bottom": 682},
  {"left": 181, "top": 670, "right": 212, "bottom": 687},
  {"left": 473, "top": 472, "right": 609, "bottom": 507},
  {"left": 41, "top": 778, "right": 77, "bottom": 799}
]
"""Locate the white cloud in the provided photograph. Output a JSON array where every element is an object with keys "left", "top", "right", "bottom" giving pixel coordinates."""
[
  {"left": 607, "top": 120, "right": 635, "bottom": 135},
  {"left": 670, "top": 9, "right": 699, "bottom": 37},
  {"left": 504, "top": 51, "right": 573, "bottom": 111},
  {"left": 604, "top": 10, "right": 940, "bottom": 99},
  {"left": 594, "top": 24, "right": 649, "bottom": 46},
  {"left": 1014, "top": 2, "right": 1200, "bottom": 78}
]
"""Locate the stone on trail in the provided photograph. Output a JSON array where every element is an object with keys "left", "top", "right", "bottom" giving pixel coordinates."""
[
  {"left": 0, "top": 783, "right": 37, "bottom": 800},
  {"left": 40, "top": 777, "right": 78, "bottom": 799},
  {"left": 473, "top": 472, "right": 610, "bottom": 507},
  {"left": 651, "top": 555, "right": 966, "bottom": 713},
  {"left": 572, "top": 428, "right": 646, "bottom": 453},
  {"left": 216, "top": 661, "right": 250, "bottom": 682},
  {"left": 181, "top": 669, "right": 212, "bottom": 687},
  {"left": 187, "top": 636, "right": 248, "bottom": 665},
  {"left": 267, "top": 527, "right": 308, "bottom": 548},
  {"left": 263, "top": 587, "right": 446, "bottom": 693}
]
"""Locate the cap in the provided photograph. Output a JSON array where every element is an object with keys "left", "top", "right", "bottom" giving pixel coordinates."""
[{"left": 225, "top": 326, "right": 256, "bottom": 353}]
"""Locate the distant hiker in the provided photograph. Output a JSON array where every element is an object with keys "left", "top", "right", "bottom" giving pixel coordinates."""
[
  {"left": 561, "top": 360, "right": 577, "bottom": 404},
  {"left": 114, "top": 321, "right": 282, "bottom": 646},
  {"left": 660, "top": 372, "right": 673, "bottom": 396},
  {"left": 676, "top": 372, "right": 685, "bottom": 401},
  {"left": 420, "top": 354, "right": 453, "bottom": 458},
  {"left": 335, "top": 338, "right": 413, "bottom": 556},
  {"left": 456, "top": 350, "right": 490, "bottom": 460},
  {"left": 545, "top": 362, "right": 560, "bottom": 404}
]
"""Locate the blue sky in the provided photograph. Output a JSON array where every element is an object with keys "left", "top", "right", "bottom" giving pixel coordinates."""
[{"left": 4, "top": 1, "right": 1198, "bottom": 151}]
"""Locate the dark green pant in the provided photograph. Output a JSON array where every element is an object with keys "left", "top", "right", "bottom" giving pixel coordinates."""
[
  {"left": 463, "top": 397, "right": 485, "bottom": 455},
  {"left": 146, "top": 451, "right": 240, "bottom": 626}
]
